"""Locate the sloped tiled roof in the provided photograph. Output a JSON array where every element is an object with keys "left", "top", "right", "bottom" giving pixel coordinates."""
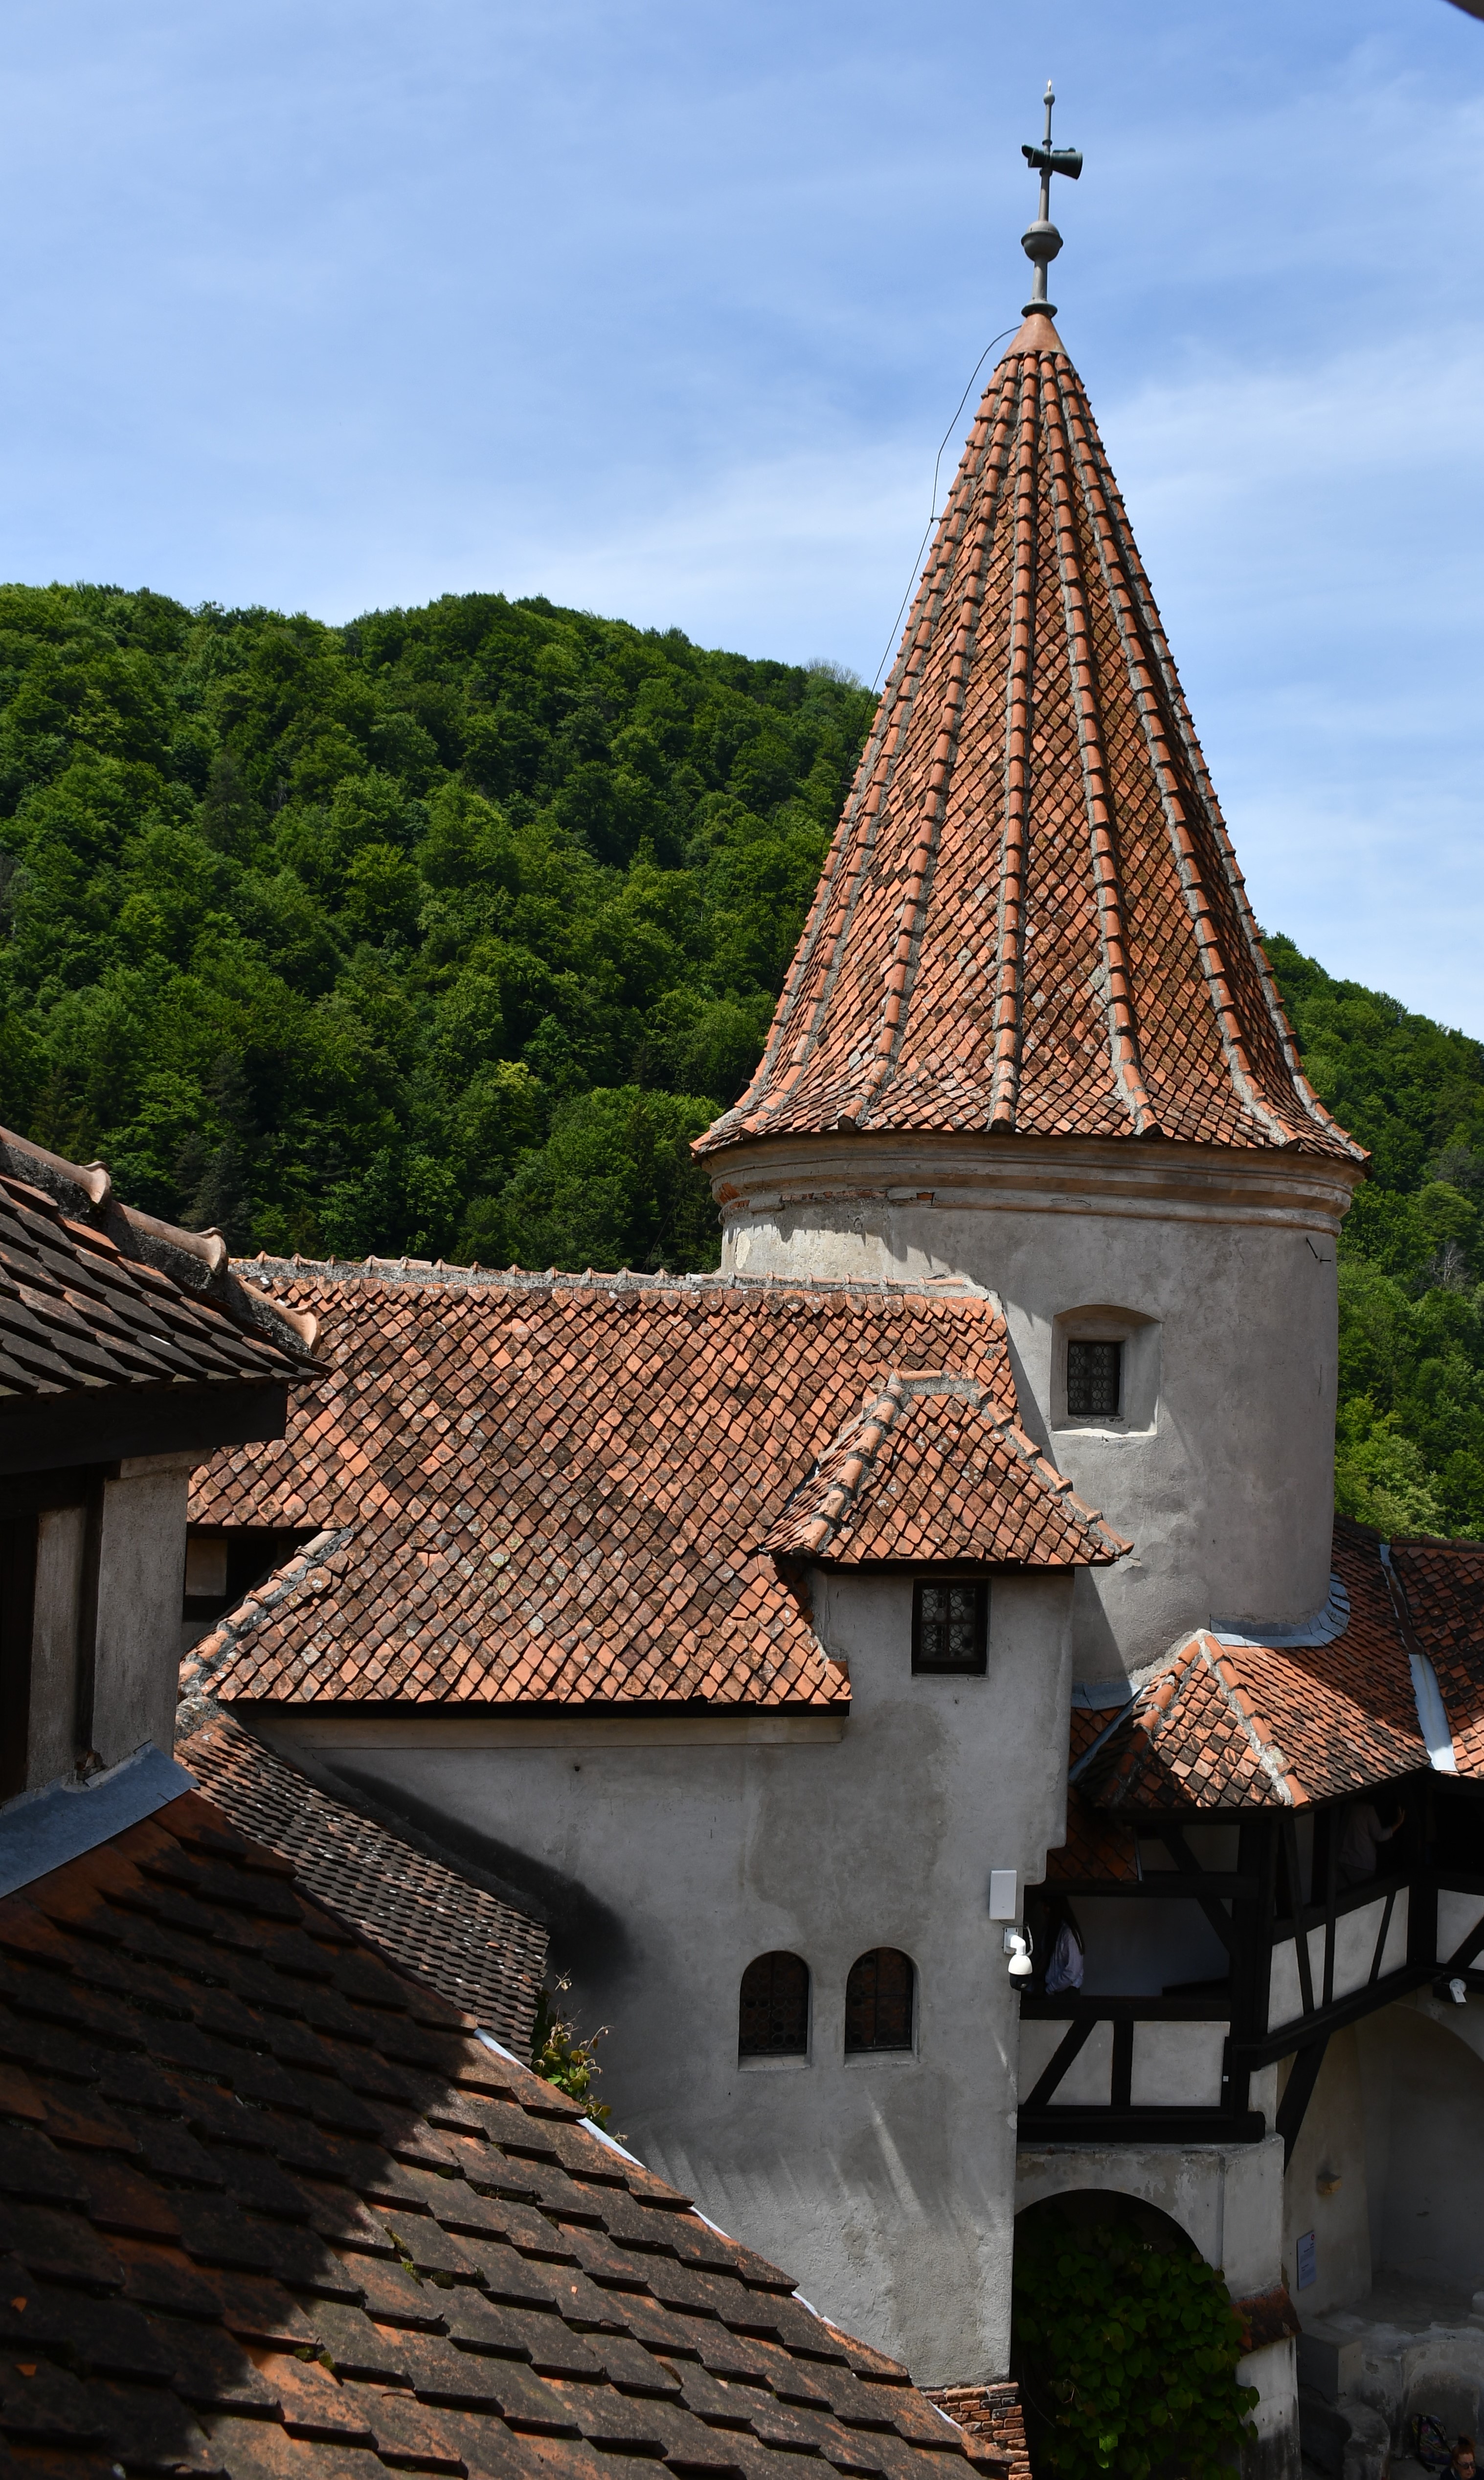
[
  {"left": 762, "top": 1376, "right": 1127, "bottom": 1568},
  {"left": 179, "top": 1712, "right": 547, "bottom": 2050},
  {"left": 698, "top": 312, "right": 1362, "bottom": 1165},
  {"left": 186, "top": 1266, "right": 1100, "bottom": 1713},
  {"left": 1041, "top": 1710, "right": 1141, "bottom": 1885},
  {"left": 0, "top": 1133, "right": 316, "bottom": 1412},
  {"left": 0, "top": 1788, "right": 991, "bottom": 2480},
  {"left": 1389, "top": 1537, "right": 1484, "bottom": 1776},
  {"left": 1078, "top": 1522, "right": 1425, "bottom": 1812}
]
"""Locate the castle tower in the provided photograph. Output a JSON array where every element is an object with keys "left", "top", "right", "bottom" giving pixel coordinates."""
[{"left": 698, "top": 170, "right": 1366, "bottom": 1679}]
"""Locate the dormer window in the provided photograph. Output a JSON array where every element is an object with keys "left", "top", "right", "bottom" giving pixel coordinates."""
[
  {"left": 912, "top": 1579, "right": 987, "bottom": 1675},
  {"left": 1066, "top": 1339, "right": 1122, "bottom": 1419}
]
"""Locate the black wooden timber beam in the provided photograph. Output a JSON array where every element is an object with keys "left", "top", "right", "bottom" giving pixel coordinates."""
[
  {"left": 1276, "top": 2036, "right": 1328, "bottom": 2167},
  {"left": 1154, "top": 1826, "right": 1236, "bottom": 1956},
  {"left": 1443, "top": 1911, "right": 1484, "bottom": 1974},
  {"left": 1231, "top": 1962, "right": 1429, "bottom": 2069},
  {"left": 1017, "top": 2106, "right": 1266, "bottom": 2146},
  {"left": 1281, "top": 1815, "right": 1316, "bottom": 2015},
  {"left": 1046, "top": 1875, "right": 1258, "bottom": 1899},
  {"left": 1021, "top": 2019, "right": 1095, "bottom": 2114},
  {"left": 1020, "top": 1994, "right": 1234, "bottom": 2022}
]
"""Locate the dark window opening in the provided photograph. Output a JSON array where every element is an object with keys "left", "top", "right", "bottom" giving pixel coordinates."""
[
  {"left": 0, "top": 1514, "right": 39, "bottom": 1801},
  {"left": 1067, "top": 1339, "right": 1123, "bottom": 1419},
  {"left": 183, "top": 1525, "right": 319, "bottom": 1625},
  {"left": 912, "top": 1578, "right": 987, "bottom": 1674},
  {"left": 845, "top": 1947, "right": 915, "bottom": 2053},
  {"left": 739, "top": 1951, "right": 809, "bottom": 2057}
]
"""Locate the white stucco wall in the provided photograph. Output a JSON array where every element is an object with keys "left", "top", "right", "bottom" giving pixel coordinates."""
[
  {"left": 1282, "top": 2027, "right": 1374, "bottom": 2317},
  {"left": 265, "top": 1567, "right": 1075, "bottom": 2389},
  {"left": 1355, "top": 2000, "right": 1484, "bottom": 2295},
  {"left": 712, "top": 1132, "right": 1359, "bottom": 1677}
]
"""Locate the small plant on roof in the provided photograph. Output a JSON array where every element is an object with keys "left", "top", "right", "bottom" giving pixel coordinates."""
[
  {"left": 1012, "top": 2207, "right": 1258, "bottom": 2480},
  {"left": 530, "top": 1975, "right": 612, "bottom": 2129}
]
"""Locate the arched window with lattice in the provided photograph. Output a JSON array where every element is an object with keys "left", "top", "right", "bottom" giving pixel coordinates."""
[
  {"left": 738, "top": 1951, "right": 809, "bottom": 2058},
  {"left": 845, "top": 1947, "right": 915, "bottom": 2053}
]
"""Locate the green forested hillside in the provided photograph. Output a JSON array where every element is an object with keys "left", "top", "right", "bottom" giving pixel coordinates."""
[
  {"left": 0, "top": 584, "right": 874, "bottom": 1272},
  {"left": 1266, "top": 936, "right": 1484, "bottom": 1538},
  {"left": 0, "top": 583, "right": 1478, "bottom": 1535}
]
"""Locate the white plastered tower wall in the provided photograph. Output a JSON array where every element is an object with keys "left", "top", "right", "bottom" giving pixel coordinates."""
[
  {"left": 716, "top": 1134, "right": 1361, "bottom": 1680},
  {"left": 262, "top": 1567, "right": 1077, "bottom": 2390}
]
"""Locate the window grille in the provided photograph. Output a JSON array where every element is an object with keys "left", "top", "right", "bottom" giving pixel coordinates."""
[
  {"left": 845, "top": 1948, "right": 915, "bottom": 2052},
  {"left": 738, "top": 1951, "right": 809, "bottom": 2056},
  {"left": 912, "top": 1578, "right": 987, "bottom": 1674},
  {"left": 1066, "top": 1338, "right": 1123, "bottom": 1418}
]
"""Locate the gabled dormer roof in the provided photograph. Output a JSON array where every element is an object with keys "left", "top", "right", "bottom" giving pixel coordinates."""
[
  {"left": 699, "top": 312, "right": 1362, "bottom": 1164},
  {"left": 763, "top": 1370, "right": 1128, "bottom": 1567},
  {"left": 185, "top": 1263, "right": 1123, "bottom": 1714}
]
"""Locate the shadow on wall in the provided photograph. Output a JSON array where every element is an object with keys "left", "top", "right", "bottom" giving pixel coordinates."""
[
  {"left": 1361, "top": 2007, "right": 1484, "bottom": 2293},
  {"left": 328, "top": 1760, "right": 635, "bottom": 1995}
]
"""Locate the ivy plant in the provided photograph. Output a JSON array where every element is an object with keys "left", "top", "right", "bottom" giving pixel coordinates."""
[
  {"left": 530, "top": 1976, "right": 612, "bottom": 2129},
  {"left": 1012, "top": 2209, "right": 1258, "bottom": 2480}
]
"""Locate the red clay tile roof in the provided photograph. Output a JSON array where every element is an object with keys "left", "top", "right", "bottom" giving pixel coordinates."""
[
  {"left": 179, "top": 1714, "right": 548, "bottom": 2050},
  {"left": 1041, "top": 1711, "right": 1141, "bottom": 1884},
  {"left": 0, "top": 1135, "right": 316, "bottom": 1412},
  {"left": 1389, "top": 1537, "right": 1484, "bottom": 1776},
  {"left": 1078, "top": 1522, "right": 1425, "bottom": 1811},
  {"left": 0, "top": 1788, "right": 988, "bottom": 2480},
  {"left": 698, "top": 312, "right": 1362, "bottom": 1165},
  {"left": 762, "top": 1375, "right": 1127, "bottom": 1568},
  {"left": 186, "top": 1266, "right": 1088, "bottom": 1713}
]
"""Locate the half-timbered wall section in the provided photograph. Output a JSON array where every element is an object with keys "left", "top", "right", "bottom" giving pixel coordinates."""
[{"left": 1023, "top": 1514, "right": 1484, "bottom": 2157}]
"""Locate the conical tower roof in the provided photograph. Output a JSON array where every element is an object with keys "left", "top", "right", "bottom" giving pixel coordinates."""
[{"left": 699, "top": 311, "right": 1360, "bottom": 1163}]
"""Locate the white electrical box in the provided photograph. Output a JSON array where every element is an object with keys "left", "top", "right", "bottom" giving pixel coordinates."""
[{"left": 988, "top": 1869, "right": 1017, "bottom": 1919}]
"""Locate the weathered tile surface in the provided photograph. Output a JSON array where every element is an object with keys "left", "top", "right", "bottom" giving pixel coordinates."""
[
  {"left": 697, "top": 315, "right": 1361, "bottom": 1165},
  {"left": 187, "top": 1268, "right": 1106, "bottom": 1712},
  {"left": 762, "top": 1377, "right": 1126, "bottom": 1569},
  {"left": 0, "top": 1791, "right": 993, "bottom": 2480},
  {"left": 1079, "top": 1522, "right": 1427, "bottom": 1810},
  {"left": 0, "top": 1163, "right": 313, "bottom": 1406},
  {"left": 179, "top": 1717, "right": 547, "bottom": 2050}
]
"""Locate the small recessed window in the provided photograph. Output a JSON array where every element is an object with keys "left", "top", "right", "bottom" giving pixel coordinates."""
[
  {"left": 912, "top": 1578, "right": 987, "bottom": 1674},
  {"left": 1066, "top": 1338, "right": 1123, "bottom": 1419},
  {"left": 845, "top": 1948, "right": 915, "bottom": 2053},
  {"left": 739, "top": 1952, "right": 809, "bottom": 2057}
]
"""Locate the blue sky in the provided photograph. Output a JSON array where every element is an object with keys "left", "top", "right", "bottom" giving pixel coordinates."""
[{"left": 2, "top": 1, "right": 1481, "bottom": 1030}]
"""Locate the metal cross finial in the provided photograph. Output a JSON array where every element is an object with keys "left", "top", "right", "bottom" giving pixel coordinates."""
[{"left": 1020, "top": 81, "right": 1082, "bottom": 319}]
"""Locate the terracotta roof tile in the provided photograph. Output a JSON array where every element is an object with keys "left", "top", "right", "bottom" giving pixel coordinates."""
[
  {"left": 764, "top": 1376, "right": 1127, "bottom": 1568},
  {"left": 0, "top": 1134, "right": 316, "bottom": 1410},
  {"left": 0, "top": 1792, "right": 984, "bottom": 2480},
  {"left": 1079, "top": 1521, "right": 1425, "bottom": 1811},
  {"left": 1043, "top": 1710, "right": 1141, "bottom": 1883},
  {"left": 698, "top": 314, "right": 1361, "bottom": 1166},
  {"left": 187, "top": 1266, "right": 1087, "bottom": 1712},
  {"left": 1388, "top": 1537, "right": 1484, "bottom": 1775}
]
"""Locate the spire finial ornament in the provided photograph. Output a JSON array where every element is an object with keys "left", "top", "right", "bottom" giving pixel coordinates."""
[{"left": 1020, "top": 80, "right": 1082, "bottom": 318}]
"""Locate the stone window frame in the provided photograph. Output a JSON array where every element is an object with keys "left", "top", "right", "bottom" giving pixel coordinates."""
[
  {"left": 1051, "top": 1304, "right": 1161, "bottom": 1438},
  {"left": 844, "top": 1946, "right": 917, "bottom": 2057},
  {"left": 738, "top": 1949, "right": 811, "bottom": 2070},
  {"left": 911, "top": 1575, "right": 989, "bottom": 1675}
]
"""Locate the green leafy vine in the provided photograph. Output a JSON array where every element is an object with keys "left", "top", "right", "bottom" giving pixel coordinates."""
[{"left": 1012, "top": 2210, "right": 1258, "bottom": 2480}]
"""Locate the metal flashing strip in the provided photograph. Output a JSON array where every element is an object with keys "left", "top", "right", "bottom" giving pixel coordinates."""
[
  {"left": 1214, "top": 1573, "right": 1350, "bottom": 1650},
  {"left": 0, "top": 1743, "right": 197, "bottom": 1899},
  {"left": 1379, "top": 1542, "right": 1458, "bottom": 1775}
]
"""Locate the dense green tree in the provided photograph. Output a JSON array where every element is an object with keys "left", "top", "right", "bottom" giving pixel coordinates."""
[
  {"left": 0, "top": 584, "right": 874, "bottom": 1275},
  {"left": 1267, "top": 934, "right": 1484, "bottom": 1537},
  {"left": 0, "top": 585, "right": 1478, "bottom": 1531}
]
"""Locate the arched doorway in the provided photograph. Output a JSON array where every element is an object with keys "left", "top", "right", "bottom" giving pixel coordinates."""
[{"left": 1012, "top": 2189, "right": 1254, "bottom": 2479}]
